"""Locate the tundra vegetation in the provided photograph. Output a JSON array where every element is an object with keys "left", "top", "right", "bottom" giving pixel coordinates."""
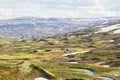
[{"left": 0, "top": 25, "right": 120, "bottom": 80}]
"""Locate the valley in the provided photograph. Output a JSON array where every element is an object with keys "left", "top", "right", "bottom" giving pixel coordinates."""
[{"left": 0, "top": 18, "right": 120, "bottom": 80}]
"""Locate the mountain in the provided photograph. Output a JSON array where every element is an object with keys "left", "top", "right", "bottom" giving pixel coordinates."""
[{"left": 0, "top": 17, "right": 120, "bottom": 39}]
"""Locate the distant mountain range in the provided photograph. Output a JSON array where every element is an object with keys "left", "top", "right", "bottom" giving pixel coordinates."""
[{"left": 0, "top": 17, "right": 120, "bottom": 39}]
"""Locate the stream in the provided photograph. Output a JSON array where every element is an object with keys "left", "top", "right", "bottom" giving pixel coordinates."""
[
  {"left": 65, "top": 51, "right": 114, "bottom": 80},
  {"left": 72, "top": 68, "right": 113, "bottom": 80},
  {"left": 35, "top": 69, "right": 113, "bottom": 80},
  {"left": 35, "top": 50, "right": 114, "bottom": 80},
  {"left": 73, "top": 69, "right": 94, "bottom": 75}
]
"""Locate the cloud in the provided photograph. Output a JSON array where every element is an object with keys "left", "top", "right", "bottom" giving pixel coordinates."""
[
  {"left": 0, "top": 8, "right": 12, "bottom": 19},
  {"left": 0, "top": 8, "right": 12, "bottom": 16},
  {"left": 0, "top": 0, "right": 118, "bottom": 19},
  {"left": 76, "top": 0, "right": 116, "bottom": 17}
]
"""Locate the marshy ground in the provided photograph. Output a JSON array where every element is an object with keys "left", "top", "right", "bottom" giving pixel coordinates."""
[{"left": 0, "top": 29, "right": 120, "bottom": 80}]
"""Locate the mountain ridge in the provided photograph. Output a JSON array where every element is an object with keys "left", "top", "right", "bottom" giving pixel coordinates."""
[{"left": 0, "top": 17, "right": 120, "bottom": 39}]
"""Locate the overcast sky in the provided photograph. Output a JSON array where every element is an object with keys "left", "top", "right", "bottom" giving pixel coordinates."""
[{"left": 0, "top": 0, "right": 120, "bottom": 19}]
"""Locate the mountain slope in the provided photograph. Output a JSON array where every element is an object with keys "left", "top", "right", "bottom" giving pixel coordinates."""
[{"left": 0, "top": 20, "right": 120, "bottom": 80}]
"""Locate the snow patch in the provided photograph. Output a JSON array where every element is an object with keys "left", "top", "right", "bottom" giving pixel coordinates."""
[
  {"left": 35, "top": 78, "right": 48, "bottom": 80},
  {"left": 69, "top": 62, "right": 78, "bottom": 64},
  {"left": 113, "top": 29, "right": 120, "bottom": 34},
  {"left": 62, "top": 50, "right": 90, "bottom": 57},
  {"left": 95, "top": 24, "right": 120, "bottom": 34}
]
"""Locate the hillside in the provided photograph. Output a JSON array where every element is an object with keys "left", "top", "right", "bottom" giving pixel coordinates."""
[{"left": 0, "top": 20, "right": 120, "bottom": 80}]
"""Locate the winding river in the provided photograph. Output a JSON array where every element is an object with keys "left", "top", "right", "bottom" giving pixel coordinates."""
[{"left": 72, "top": 68, "right": 113, "bottom": 80}]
